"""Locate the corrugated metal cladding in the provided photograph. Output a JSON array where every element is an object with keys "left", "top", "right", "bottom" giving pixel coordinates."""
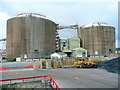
[
  {"left": 78, "top": 25, "right": 115, "bottom": 56},
  {"left": 7, "top": 16, "right": 57, "bottom": 58},
  {"left": 68, "top": 37, "right": 80, "bottom": 50}
]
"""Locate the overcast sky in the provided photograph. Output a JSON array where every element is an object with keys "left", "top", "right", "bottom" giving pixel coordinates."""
[{"left": 0, "top": 0, "right": 119, "bottom": 49}]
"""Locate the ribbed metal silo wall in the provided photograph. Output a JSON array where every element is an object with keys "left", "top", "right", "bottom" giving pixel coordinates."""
[
  {"left": 6, "top": 16, "right": 56, "bottom": 58},
  {"left": 78, "top": 26, "right": 115, "bottom": 56},
  {"left": 7, "top": 17, "right": 27, "bottom": 58}
]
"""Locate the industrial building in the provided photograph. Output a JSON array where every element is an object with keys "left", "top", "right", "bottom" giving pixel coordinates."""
[
  {"left": 59, "top": 37, "right": 80, "bottom": 51},
  {"left": 59, "top": 37, "right": 87, "bottom": 57},
  {"left": 77, "top": 22, "right": 115, "bottom": 57},
  {"left": 51, "top": 52, "right": 67, "bottom": 60},
  {"left": 59, "top": 38, "right": 69, "bottom": 52},
  {"left": 6, "top": 13, "right": 115, "bottom": 59},
  {"left": 0, "top": 49, "right": 6, "bottom": 58},
  {"left": 6, "top": 13, "right": 57, "bottom": 59},
  {"left": 72, "top": 48, "right": 87, "bottom": 57},
  {"left": 116, "top": 48, "right": 120, "bottom": 54}
]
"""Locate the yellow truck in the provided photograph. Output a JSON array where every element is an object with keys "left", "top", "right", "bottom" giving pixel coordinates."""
[{"left": 74, "top": 58, "right": 97, "bottom": 68}]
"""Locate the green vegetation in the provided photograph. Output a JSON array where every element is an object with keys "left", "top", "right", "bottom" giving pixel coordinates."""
[
  {"left": 1, "top": 84, "right": 20, "bottom": 88},
  {"left": 1, "top": 81, "right": 50, "bottom": 88},
  {"left": 7, "top": 58, "right": 16, "bottom": 62}
]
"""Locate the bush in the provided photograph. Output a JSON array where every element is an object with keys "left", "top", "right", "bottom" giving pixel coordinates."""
[
  {"left": 2, "top": 57, "right": 6, "bottom": 60},
  {"left": 7, "top": 58, "right": 16, "bottom": 62}
]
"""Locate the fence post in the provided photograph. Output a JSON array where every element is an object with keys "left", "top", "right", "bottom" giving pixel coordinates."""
[
  {"left": 33, "top": 78, "right": 35, "bottom": 81},
  {"left": 10, "top": 80, "right": 12, "bottom": 84},
  {"left": 22, "top": 79, "right": 24, "bottom": 83},
  {"left": 44, "top": 76, "right": 46, "bottom": 80}
]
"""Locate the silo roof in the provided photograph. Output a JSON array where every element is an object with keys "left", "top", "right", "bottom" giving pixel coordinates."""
[
  {"left": 82, "top": 22, "right": 113, "bottom": 28},
  {"left": 9, "top": 13, "right": 57, "bottom": 24},
  {"left": 17, "top": 13, "right": 46, "bottom": 18}
]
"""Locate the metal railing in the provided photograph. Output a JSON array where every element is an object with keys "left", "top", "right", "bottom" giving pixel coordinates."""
[
  {"left": 0, "top": 75, "right": 47, "bottom": 84},
  {"left": 0, "top": 75, "right": 60, "bottom": 90},
  {"left": 49, "top": 76, "right": 60, "bottom": 90},
  {"left": 0, "top": 66, "right": 33, "bottom": 70}
]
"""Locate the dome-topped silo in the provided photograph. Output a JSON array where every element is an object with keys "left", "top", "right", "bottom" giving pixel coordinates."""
[
  {"left": 78, "top": 22, "right": 115, "bottom": 56},
  {"left": 7, "top": 13, "right": 57, "bottom": 59}
]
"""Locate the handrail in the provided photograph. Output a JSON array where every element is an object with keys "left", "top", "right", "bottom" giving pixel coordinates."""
[
  {"left": 0, "top": 75, "right": 60, "bottom": 90},
  {"left": 0, "top": 66, "right": 33, "bottom": 70},
  {"left": 49, "top": 76, "right": 60, "bottom": 90},
  {"left": 0, "top": 75, "right": 47, "bottom": 84},
  {"left": 0, "top": 76, "right": 47, "bottom": 82}
]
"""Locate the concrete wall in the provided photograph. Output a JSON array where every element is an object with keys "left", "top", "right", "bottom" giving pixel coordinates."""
[{"left": 7, "top": 16, "right": 56, "bottom": 58}]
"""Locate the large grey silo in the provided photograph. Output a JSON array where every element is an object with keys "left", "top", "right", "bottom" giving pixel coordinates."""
[
  {"left": 78, "top": 22, "right": 115, "bottom": 56},
  {"left": 6, "top": 13, "right": 57, "bottom": 58}
]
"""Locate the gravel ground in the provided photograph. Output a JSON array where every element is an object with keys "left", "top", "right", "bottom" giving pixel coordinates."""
[
  {"left": 1, "top": 80, "right": 51, "bottom": 88},
  {"left": 96, "top": 57, "right": 120, "bottom": 74}
]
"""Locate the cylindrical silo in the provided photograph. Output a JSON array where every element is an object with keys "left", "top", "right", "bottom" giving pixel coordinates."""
[
  {"left": 78, "top": 22, "right": 115, "bottom": 57},
  {"left": 6, "top": 13, "right": 57, "bottom": 59}
]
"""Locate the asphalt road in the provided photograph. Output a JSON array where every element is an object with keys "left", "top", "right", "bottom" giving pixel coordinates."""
[{"left": 0, "top": 68, "right": 118, "bottom": 88}]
